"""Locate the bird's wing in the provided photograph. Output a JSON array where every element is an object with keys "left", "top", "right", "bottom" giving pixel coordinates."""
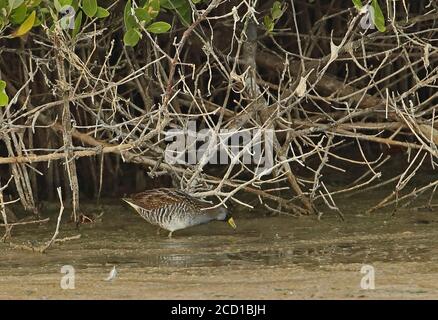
[{"left": 125, "top": 188, "right": 212, "bottom": 211}]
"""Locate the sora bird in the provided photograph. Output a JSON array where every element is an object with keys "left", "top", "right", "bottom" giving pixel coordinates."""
[{"left": 122, "top": 188, "right": 236, "bottom": 238}]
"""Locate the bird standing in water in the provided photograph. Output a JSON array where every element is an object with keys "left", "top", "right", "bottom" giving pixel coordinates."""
[{"left": 122, "top": 188, "right": 236, "bottom": 238}]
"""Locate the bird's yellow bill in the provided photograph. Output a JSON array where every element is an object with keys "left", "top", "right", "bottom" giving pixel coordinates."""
[{"left": 227, "top": 217, "right": 237, "bottom": 229}]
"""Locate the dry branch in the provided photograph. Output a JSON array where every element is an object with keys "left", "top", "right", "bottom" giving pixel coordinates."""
[{"left": 0, "top": 0, "right": 437, "bottom": 223}]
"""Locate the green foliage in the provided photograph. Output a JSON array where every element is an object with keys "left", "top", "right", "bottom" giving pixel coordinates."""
[
  {"left": 10, "top": 3, "right": 27, "bottom": 24},
  {"left": 0, "top": 0, "right": 189, "bottom": 107},
  {"left": 352, "top": 0, "right": 362, "bottom": 10},
  {"left": 161, "top": 0, "right": 190, "bottom": 26},
  {"left": 146, "top": 21, "right": 171, "bottom": 33},
  {"left": 352, "top": 0, "right": 386, "bottom": 32},
  {"left": 371, "top": 0, "right": 386, "bottom": 32},
  {"left": 271, "top": 1, "right": 283, "bottom": 20},
  {"left": 0, "top": 80, "right": 9, "bottom": 107},
  {"left": 0, "top": 0, "right": 197, "bottom": 47},
  {"left": 149, "top": 0, "right": 160, "bottom": 18},
  {"left": 12, "top": 9, "right": 34, "bottom": 36},
  {"left": 134, "top": 8, "right": 151, "bottom": 24},
  {"left": 95, "top": 6, "right": 109, "bottom": 18},
  {"left": 0, "top": 0, "right": 111, "bottom": 40},
  {"left": 81, "top": 0, "right": 97, "bottom": 18},
  {"left": 121, "top": 0, "right": 210, "bottom": 47},
  {"left": 8, "top": 0, "right": 24, "bottom": 10},
  {"left": 123, "top": 28, "right": 141, "bottom": 47},
  {"left": 263, "top": 1, "right": 285, "bottom": 33},
  {"left": 72, "top": 9, "right": 82, "bottom": 38},
  {"left": 123, "top": 0, "right": 174, "bottom": 47},
  {"left": 124, "top": 0, "right": 136, "bottom": 30}
]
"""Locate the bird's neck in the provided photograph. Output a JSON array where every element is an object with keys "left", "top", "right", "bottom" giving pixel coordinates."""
[{"left": 202, "top": 206, "right": 227, "bottom": 220}]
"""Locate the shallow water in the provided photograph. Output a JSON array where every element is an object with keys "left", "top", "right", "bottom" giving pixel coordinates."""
[{"left": 1, "top": 195, "right": 438, "bottom": 299}]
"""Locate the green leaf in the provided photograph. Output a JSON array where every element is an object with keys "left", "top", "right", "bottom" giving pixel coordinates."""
[
  {"left": 82, "top": 0, "right": 97, "bottom": 18},
  {"left": 70, "top": 0, "right": 79, "bottom": 11},
  {"left": 12, "top": 10, "right": 36, "bottom": 37},
  {"left": 0, "top": 92, "right": 9, "bottom": 107},
  {"left": 72, "top": 9, "right": 82, "bottom": 38},
  {"left": 148, "top": 0, "right": 160, "bottom": 19},
  {"left": 59, "top": 0, "right": 72, "bottom": 6},
  {"left": 160, "top": 0, "right": 172, "bottom": 9},
  {"left": 176, "top": 2, "right": 191, "bottom": 26},
  {"left": 48, "top": 7, "right": 58, "bottom": 21},
  {"left": 124, "top": 0, "right": 137, "bottom": 30},
  {"left": 54, "top": 0, "right": 61, "bottom": 12},
  {"left": 0, "top": 80, "right": 9, "bottom": 107},
  {"left": 28, "top": 0, "right": 42, "bottom": 7},
  {"left": 271, "top": 1, "right": 283, "bottom": 20},
  {"left": 264, "top": 15, "right": 274, "bottom": 32},
  {"left": 33, "top": 14, "right": 42, "bottom": 26},
  {"left": 134, "top": 8, "right": 151, "bottom": 24},
  {"left": 161, "top": 0, "right": 191, "bottom": 24},
  {"left": 352, "top": 0, "right": 362, "bottom": 9},
  {"left": 161, "top": 0, "right": 185, "bottom": 9},
  {"left": 124, "top": 0, "right": 131, "bottom": 25},
  {"left": 55, "top": 0, "right": 72, "bottom": 11},
  {"left": 0, "top": 0, "right": 8, "bottom": 9},
  {"left": 146, "top": 21, "right": 171, "bottom": 34},
  {"left": 134, "top": 8, "right": 149, "bottom": 20},
  {"left": 95, "top": 6, "right": 109, "bottom": 18},
  {"left": 8, "top": 0, "right": 24, "bottom": 10},
  {"left": 10, "top": 3, "right": 27, "bottom": 24},
  {"left": 123, "top": 28, "right": 141, "bottom": 46},
  {"left": 371, "top": 0, "right": 386, "bottom": 32}
]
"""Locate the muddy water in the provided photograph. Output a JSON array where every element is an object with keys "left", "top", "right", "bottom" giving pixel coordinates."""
[{"left": 1, "top": 195, "right": 438, "bottom": 299}]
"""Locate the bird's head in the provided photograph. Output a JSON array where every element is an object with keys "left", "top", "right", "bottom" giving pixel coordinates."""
[{"left": 215, "top": 206, "right": 237, "bottom": 229}]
